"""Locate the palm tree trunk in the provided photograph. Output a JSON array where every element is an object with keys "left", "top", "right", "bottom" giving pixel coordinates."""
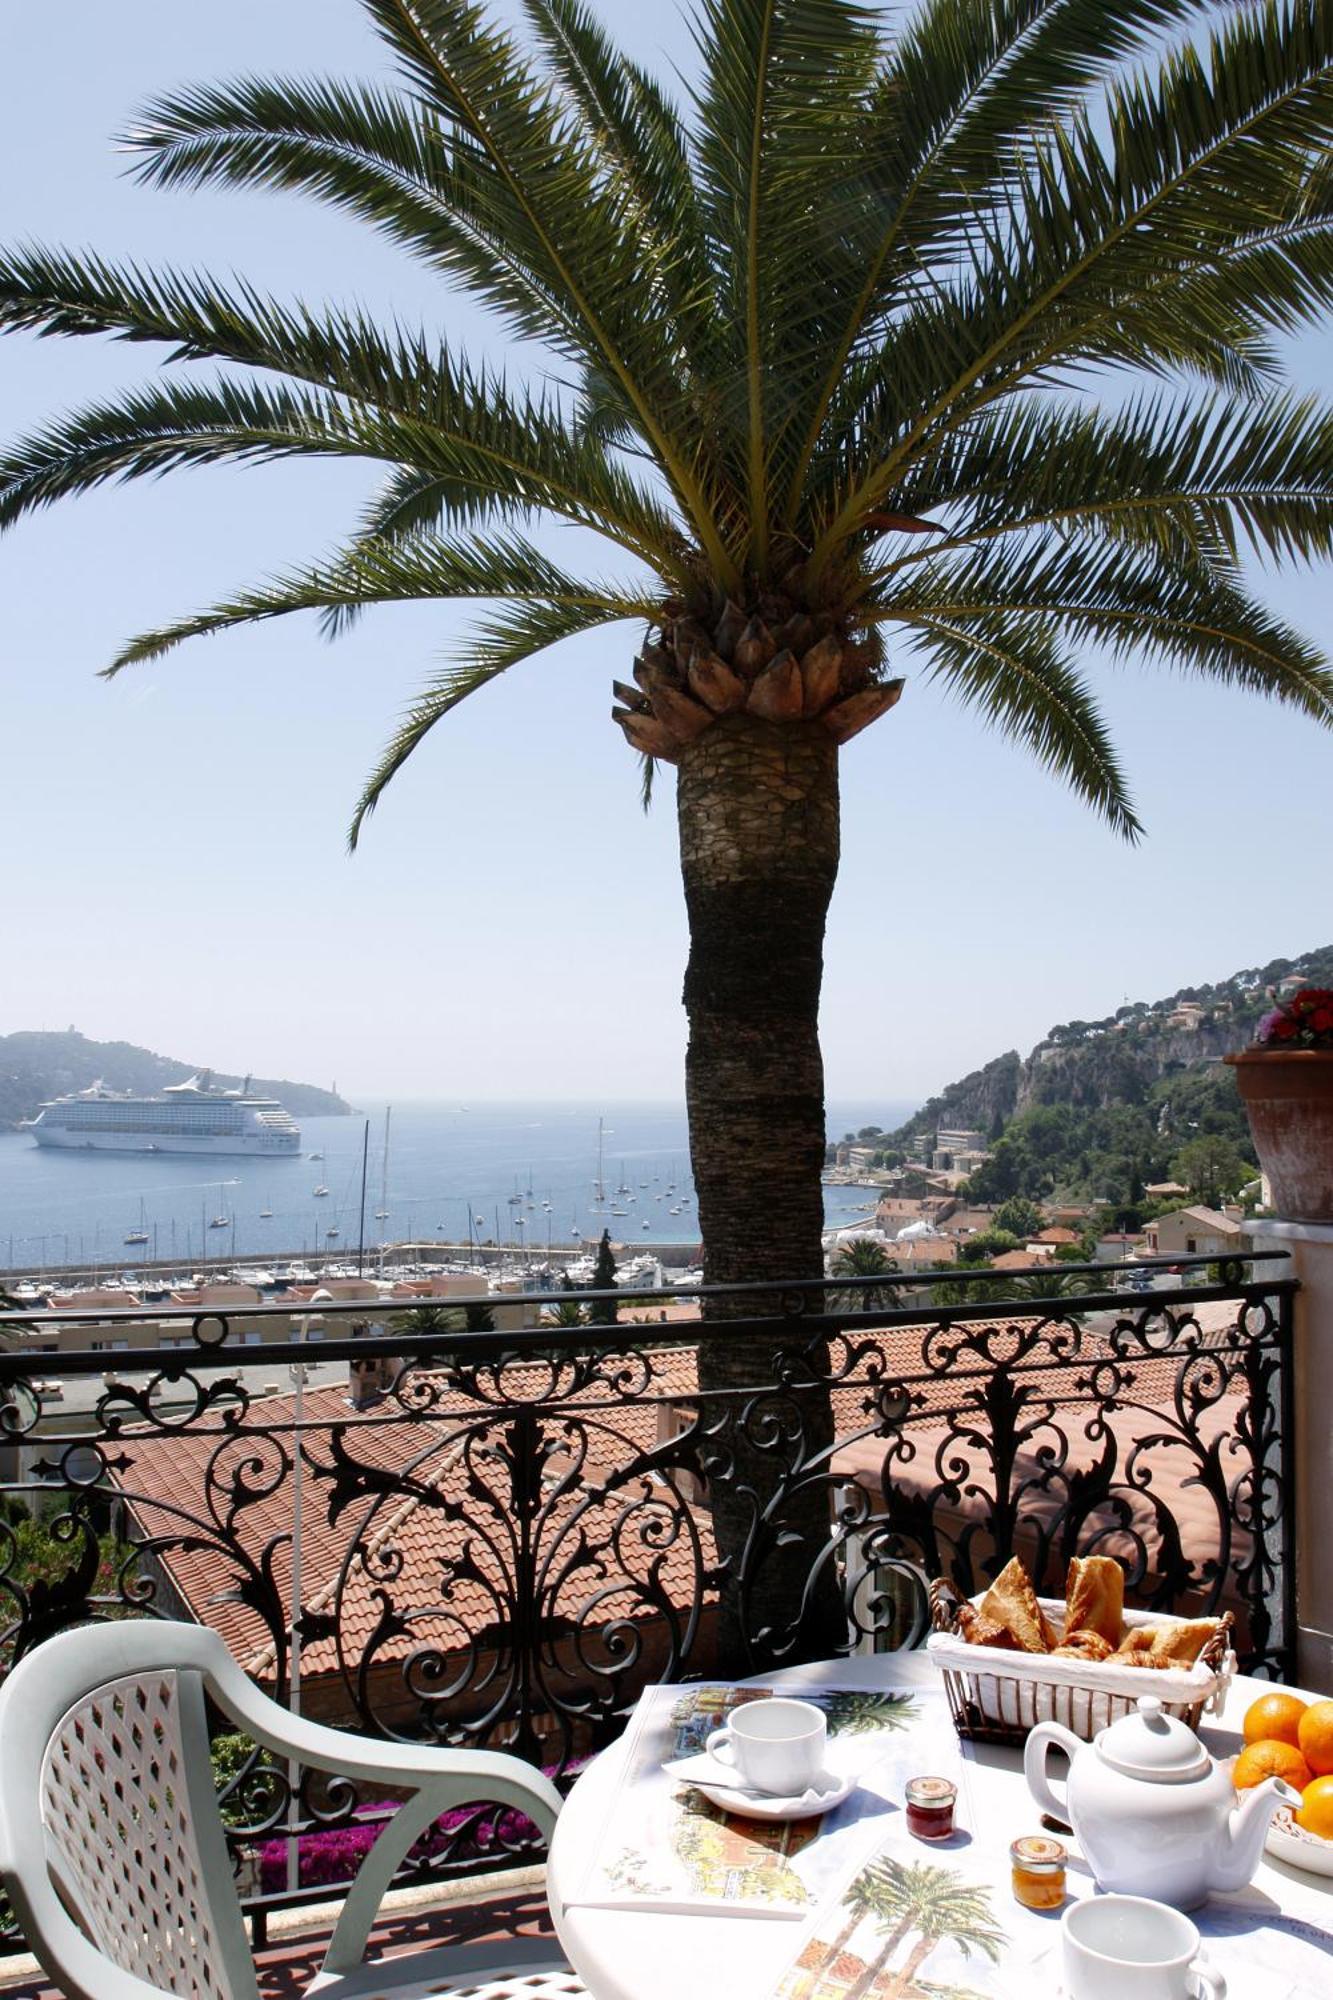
[
  {"left": 841, "top": 1922, "right": 912, "bottom": 2000},
  {"left": 676, "top": 714, "right": 845, "bottom": 1665},
  {"left": 883, "top": 1932, "right": 935, "bottom": 1997}
]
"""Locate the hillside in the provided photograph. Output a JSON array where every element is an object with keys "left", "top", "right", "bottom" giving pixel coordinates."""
[
  {"left": 0, "top": 1029, "right": 351, "bottom": 1128},
  {"left": 890, "top": 944, "right": 1333, "bottom": 1151}
]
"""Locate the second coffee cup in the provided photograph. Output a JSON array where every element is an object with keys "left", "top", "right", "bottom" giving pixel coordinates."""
[{"left": 705, "top": 1697, "right": 827, "bottom": 1795}]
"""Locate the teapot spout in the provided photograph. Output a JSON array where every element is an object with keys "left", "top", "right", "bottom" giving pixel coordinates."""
[{"left": 1216, "top": 1777, "right": 1304, "bottom": 1891}]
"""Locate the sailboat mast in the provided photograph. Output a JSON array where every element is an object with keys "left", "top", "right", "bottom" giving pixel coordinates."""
[{"left": 356, "top": 1117, "right": 370, "bottom": 1275}]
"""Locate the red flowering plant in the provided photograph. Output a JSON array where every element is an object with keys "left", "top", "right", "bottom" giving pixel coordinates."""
[{"left": 1254, "top": 987, "right": 1333, "bottom": 1049}]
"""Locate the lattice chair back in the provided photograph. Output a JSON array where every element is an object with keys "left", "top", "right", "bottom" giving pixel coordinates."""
[
  {"left": 40, "top": 1664, "right": 259, "bottom": 2000},
  {"left": 0, "top": 1625, "right": 260, "bottom": 2000}
]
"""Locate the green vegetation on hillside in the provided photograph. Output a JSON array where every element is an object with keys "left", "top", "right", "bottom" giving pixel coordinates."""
[
  {"left": 863, "top": 945, "right": 1332, "bottom": 1218},
  {"left": 964, "top": 1064, "right": 1256, "bottom": 1219},
  {"left": 887, "top": 946, "right": 1333, "bottom": 1155}
]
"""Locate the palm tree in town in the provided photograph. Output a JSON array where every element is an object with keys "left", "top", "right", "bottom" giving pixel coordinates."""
[
  {"left": 831, "top": 1237, "right": 902, "bottom": 1312},
  {"left": 4, "top": 0, "right": 1333, "bottom": 1655}
]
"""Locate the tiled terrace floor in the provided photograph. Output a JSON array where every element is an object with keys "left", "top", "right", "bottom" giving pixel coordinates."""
[{"left": 0, "top": 1875, "right": 557, "bottom": 1999}]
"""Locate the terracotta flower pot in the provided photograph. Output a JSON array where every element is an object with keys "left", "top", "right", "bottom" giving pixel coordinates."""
[{"left": 1226, "top": 1048, "right": 1333, "bottom": 1223}]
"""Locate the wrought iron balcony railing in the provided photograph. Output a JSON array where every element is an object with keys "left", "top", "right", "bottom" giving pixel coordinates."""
[{"left": 0, "top": 1255, "right": 1295, "bottom": 1946}]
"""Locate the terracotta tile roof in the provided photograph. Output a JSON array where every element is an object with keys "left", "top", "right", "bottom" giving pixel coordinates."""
[{"left": 115, "top": 1349, "right": 715, "bottom": 1689}]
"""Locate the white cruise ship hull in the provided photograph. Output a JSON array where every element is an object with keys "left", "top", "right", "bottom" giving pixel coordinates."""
[{"left": 28, "top": 1126, "right": 299, "bottom": 1156}]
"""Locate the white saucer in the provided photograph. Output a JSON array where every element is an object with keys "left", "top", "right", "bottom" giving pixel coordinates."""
[{"left": 661, "top": 1754, "right": 858, "bottom": 1821}]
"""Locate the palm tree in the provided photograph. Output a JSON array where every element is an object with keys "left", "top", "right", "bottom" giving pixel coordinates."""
[
  {"left": 4, "top": 0, "right": 1333, "bottom": 1655},
  {"left": 886, "top": 1893, "right": 1005, "bottom": 2000},
  {"left": 840, "top": 1862, "right": 1003, "bottom": 2000},
  {"left": 831, "top": 1238, "right": 901, "bottom": 1312},
  {"left": 819, "top": 1857, "right": 906, "bottom": 1989},
  {"left": 543, "top": 1296, "right": 588, "bottom": 1328}
]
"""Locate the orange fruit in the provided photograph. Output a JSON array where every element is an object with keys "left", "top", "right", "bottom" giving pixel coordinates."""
[
  {"left": 1297, "top": 1699, "right": 1333, "bottom": 1777},
  {"left": 1296, "top": 1775, "right": 1333, "bottom": 1840},
  {"left": 1242, "top": 1690, "right": 1308, "bottom": 1748},
  {"left": 1233, "top": 1740, "right": 1314, "bottom": 1792}
]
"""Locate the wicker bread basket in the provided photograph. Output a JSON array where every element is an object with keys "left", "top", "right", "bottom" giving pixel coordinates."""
[{"left": 927, "top": 1577, "right": 1235, "bottom": 1745}]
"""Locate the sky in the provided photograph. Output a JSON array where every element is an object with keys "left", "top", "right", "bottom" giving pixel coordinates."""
[{"left": 1, "top": 1, "right": 1330, "bottom": 1108}]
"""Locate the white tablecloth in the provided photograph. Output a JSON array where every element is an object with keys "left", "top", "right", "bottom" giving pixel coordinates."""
[{"left": 547, "top": 1654, "right": 1333, "bottom": 2000}]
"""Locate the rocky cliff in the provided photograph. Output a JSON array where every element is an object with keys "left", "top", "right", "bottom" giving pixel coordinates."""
[{"left": 890, "top": 943, "right": 1333, "bottom": 1149}]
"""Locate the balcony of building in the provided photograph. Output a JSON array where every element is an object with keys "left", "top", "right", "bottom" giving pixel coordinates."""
[{"left": 0, "top": 1231, "right": 1326, "bottom": 1995}]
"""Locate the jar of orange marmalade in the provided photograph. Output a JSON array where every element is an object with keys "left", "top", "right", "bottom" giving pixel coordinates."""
[{"left": 1009, "top": 1835, "right": 1067, "bottom": 1909}]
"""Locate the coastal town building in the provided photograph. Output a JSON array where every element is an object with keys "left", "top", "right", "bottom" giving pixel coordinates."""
[
  {"left": 1145, "top": 1206, "right": 1247, "bottom": 1258},
  {"left": 930, "top": 1127, "right": 989, "bottom": 1173}
]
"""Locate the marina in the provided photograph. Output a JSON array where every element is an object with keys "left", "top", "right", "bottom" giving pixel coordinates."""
[{"left": 0, "top": 1097, "right": 914, "bottom": 1279}]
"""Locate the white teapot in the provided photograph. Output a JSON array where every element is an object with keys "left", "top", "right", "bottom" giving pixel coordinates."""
[{"left": 1025, "top": 1695, "right": 1300, "bottom": 1909}]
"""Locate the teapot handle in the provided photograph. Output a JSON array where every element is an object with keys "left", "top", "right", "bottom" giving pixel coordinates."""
[{"left": 1023, "top": 1720, "right": 1082, "bottom": 1825}]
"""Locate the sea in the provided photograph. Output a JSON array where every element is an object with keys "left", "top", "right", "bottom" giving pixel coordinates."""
[{"left": 0, "top": 1098, "right": 917, "bottom": 1275}]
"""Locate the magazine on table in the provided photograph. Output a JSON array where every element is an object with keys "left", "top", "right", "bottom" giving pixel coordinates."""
[{"left": 571, "top": 1679, "right": 967, "bottom": 1918}]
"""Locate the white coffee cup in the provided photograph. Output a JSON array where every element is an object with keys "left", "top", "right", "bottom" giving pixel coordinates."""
[
  {"left": 1062, "top": 1895, "right": 1226, "bottom": 2000},
  {"left": 704, "top": 1697, "right": 827, "bottom": 1795}
]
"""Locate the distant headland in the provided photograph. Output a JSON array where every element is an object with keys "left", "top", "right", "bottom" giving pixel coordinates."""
[{"left": 0, "top": 1028, "right": 352, "bottom": 1129}]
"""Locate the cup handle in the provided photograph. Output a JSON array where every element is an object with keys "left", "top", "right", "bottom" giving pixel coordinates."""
[
  {"left": 1189, "top": 1952, "right": 1226, "bottom": 2000},
  {"left": 705, "top": 1727, "right": 735, "bottom": 1766}
]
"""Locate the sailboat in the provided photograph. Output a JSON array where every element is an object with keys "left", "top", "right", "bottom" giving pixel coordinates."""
[
  {"left": 209, "top": 1185, "right": 231, "bottom": 1228},
  {"left": 259, "top": 1200, "right": 274, "bottom": 1218},
  {"left": 590, "top": 1118, "right": 606, "bottom": 1211},
  {"left": 124, "top": 1198, "right": 149, "bottom": 1247}
]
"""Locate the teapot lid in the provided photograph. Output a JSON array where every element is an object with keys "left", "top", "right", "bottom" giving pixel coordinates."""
[{"left": 1095, "top": 1696, "right": 1209, "bottom": 1781}]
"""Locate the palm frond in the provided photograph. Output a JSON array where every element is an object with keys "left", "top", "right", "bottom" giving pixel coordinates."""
[
  {"left": 520, "top": 0, "right": 713, "bottom": 340},
  {"left": 876, "top": 538, "right": 1333, "bottom": 723},
  {"left": 689, "top": 2, "right": 882, "bottom": 542},
  {"left": 104, "top": 531, "right": 655, "bottom": 671},
  {"left": 873, "top": 390, "right": 1333, "bottom": 572},
  {"left": 359, "top": 1, "right": 742, "bottom": 581},
  {"left": 0, "top": 258, "right": 688, "bottom": 571},
  {"left": 887, "top": 606, "right": 1143, "bottom": 838},
  {"left": 809, "top": 0, "right": 1333, "bottom": 566},
  {"left": 124, "top": 72, "right": 581, "bottom": 351},
  {"left": 780, "top": 0, "right": 1204, "bottom": 520},
  {"left": 349, "top": 592, "right": 635, "bottom": 844}
]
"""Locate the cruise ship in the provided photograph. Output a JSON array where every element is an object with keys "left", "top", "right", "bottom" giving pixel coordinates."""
[{"left": 21, "top": 1072, "right": 302, "bottom": 1156}]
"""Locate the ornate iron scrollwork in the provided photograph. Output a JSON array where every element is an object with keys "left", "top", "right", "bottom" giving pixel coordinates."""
[{"left": 0, "top": 1264, "right": 1295, "bottom": 1944}]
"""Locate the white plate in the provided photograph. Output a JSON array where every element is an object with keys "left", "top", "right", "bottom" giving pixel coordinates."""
[
  {"left": 661, "top": 1756, "right": 858, "bottom": 1821},
  {"left": 1265, "top": 1804, "right": 1333, "bottom": 1878}
]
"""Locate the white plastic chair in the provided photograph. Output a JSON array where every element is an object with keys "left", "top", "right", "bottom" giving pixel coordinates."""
[{"left": 0, "top": 1621, "right": 590, "bottom": 2000}]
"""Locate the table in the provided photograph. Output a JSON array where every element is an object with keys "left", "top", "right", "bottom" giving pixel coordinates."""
[{"left": 547, "top": 1653, "right": 1333, "bottom": 2000}]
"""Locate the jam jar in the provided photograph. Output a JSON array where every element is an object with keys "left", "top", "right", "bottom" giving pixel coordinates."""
[
  {"left": 1010, "top": 1834, "right": 1067, "bottom": 1909},
  {"left": 905, "top": 1776, "right": 957, "bottom": 1839}
]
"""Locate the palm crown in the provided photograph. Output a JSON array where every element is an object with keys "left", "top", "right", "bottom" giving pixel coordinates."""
[{"left": 3, "top": 0, "right": 1333, "bottom": 843}]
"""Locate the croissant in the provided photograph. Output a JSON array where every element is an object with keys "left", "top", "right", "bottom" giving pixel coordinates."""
[
  {"left": 1052, "top": 1628, "right": 1115, "bottom": 1662},
  {"left": 977, "top": 1557, "right": 1056, "bottom": 1654},
  {"left": 1064, "top": 1556, "right": 1124, "bottom": 1646},
  {"left": 957, "top": 1603, "right": 1019, "bottom": 1649},
  {"left": 1108, "top": 1619, "right": 1220, "bottom": 1668}
]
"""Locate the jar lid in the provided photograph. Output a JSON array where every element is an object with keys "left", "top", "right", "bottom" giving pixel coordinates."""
[
  {"left": 906, "top": 1775, "right": 957, "bottom": 1802},
  {"left": 1095, "top": 1695, "right": 1209, "bottom": 1781},
  {"left": 1010, "top": 1835, "right": 1066, "bottom": 1872}
]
